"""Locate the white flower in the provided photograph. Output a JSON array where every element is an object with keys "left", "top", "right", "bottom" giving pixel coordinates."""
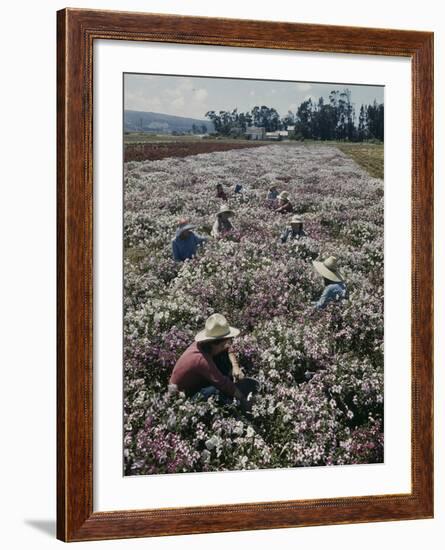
[
  {"left": 205, "top": 435, "right": 220, "bottom": 451},
  {"left": 233, "top": 423, "right": 244, "bottom": 436},
  {"left": 201, "top": 450, "right": 211, "bottom": 462}
]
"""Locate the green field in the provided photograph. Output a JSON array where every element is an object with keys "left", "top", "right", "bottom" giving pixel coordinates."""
[
  {"left": 332, "top": 142, "right": 384, "bottom": 179},
  {"left": 298, "top": 140, "right": 383, "bottom": 180}
]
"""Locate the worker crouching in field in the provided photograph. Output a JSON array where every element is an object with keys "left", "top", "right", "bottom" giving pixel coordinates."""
[
  {"left": 275, "top": 191, "right": 294, "bottom": 214},
  {"left": 233, "top": 182, "right": 249, "bottom": 202},
  {"left": 266, "top": 184, "right": 279, "bottom": 201},
  {"left": 216, "top": 183, "right": 228, "bottom": 201},
  {"left": 264, "top": 184, "right": 279, "bottom": 209},
  {"left": 168, "top": 314, "right": 259, "bottom": 411},
  {"left": 171, "top": 219, "right": 207, "bottom": 262},
  {"left": 211, "top": 204, "right": 236, "bottom": 238},
  {"left": 280, "top": 216, "right": 307, "bottom": 243},
  {"left": 312, "top": 256, "right": 348, "bottom": 309}
]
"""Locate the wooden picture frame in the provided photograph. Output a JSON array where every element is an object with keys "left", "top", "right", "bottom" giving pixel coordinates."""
[{"left": 57, "top": 8, "right": 433, "bottom": 542}]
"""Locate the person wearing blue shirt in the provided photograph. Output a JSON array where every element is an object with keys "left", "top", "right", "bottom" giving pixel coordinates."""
[
  {"left": 172, "top": 221, "right": 207, "bottom": 262},
  {"left": 280, "top": 216, "right": 307, "bottom": 243},
  {"left": 233, "top": 182, "right": 249, "bottom": 203},
  {"left": 266, "top": 184, "right": 279, "bottom": 201},
  {"left": 312, "top": 256, "right": 348, "bottom": 309}
]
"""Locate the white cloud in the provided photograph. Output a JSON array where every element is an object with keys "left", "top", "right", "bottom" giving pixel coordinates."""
[
  {"left": 154, "top": 82, "right": 209, "bottom": 116},
  {"left": 165, "top": 80, "right": 194, "bottom": 99},
  {"left": 195, "top": 88, "right": 208, "bottom": 101},
  {"left": 178, "top": 78, "right": 194, "bottom": 92},
  {"left": 171, "top": 96, "right": 185, "bottom": 109},
  {"left": 124, "top": 91, "right": 162, "bottom": 112},
  {"left": 150, "top": 98, "right": 162, "bottom": 110},
  {"left": 296, "top": 83, "right": 312, "bottom": 92}
]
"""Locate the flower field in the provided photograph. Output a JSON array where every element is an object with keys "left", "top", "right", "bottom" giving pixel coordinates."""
[{"left": 123, "top": 143, "right": 384, "bottom": 475}]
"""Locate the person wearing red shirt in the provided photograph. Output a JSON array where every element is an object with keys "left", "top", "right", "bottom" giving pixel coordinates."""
[
  {"left": 169, "top": 314, "right": 257, "bottom": 407},
  {"left": 275, "top": 191, "right": 294, "bottom": 214}
]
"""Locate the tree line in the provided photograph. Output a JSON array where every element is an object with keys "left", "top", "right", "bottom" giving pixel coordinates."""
[{"left": 205, "top": 89, "right": 384, "bottom": 142}]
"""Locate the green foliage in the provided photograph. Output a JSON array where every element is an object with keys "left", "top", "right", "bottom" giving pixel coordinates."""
[{"left": 205, "top": 89, "right": 384, "bottom": 143}]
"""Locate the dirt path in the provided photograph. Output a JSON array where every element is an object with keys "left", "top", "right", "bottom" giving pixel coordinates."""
[{"left": 124, "top": 141, "right": 269, "bottom": 162}]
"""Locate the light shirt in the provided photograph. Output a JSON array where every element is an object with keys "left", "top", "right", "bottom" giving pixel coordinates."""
[
  {"left": 280, "top": 227, "right": 306, "bottom": 243},
  {"left": 315, "top": 282, "right": 347, "bottom": 309}
]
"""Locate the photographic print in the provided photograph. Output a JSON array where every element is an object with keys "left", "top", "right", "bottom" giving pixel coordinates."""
[
  {"left": 123, "top": 73, "right": 385, "bottom": 476},
  {"left": 57, "top": 10, "right": 433, "bottom": 540}
]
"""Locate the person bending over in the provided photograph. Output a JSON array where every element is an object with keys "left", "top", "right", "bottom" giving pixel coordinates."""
[
  {"left": 171, "top": 219, "right": 207, "bottom": 262},
  {"left": 275, "top": 191, "right": 294, "bottom": 214},
  {"left": 169, "top": 314, "right": 257, "bottom": 408},
  {"left": 280, "top": 216, "right": 307, "bottom": 243},
  {"left": 211, "top": 204, "right": 236, "bottom": 238},
  {"left": 312, "top": 256, "right": 348, "bottom": 309}
]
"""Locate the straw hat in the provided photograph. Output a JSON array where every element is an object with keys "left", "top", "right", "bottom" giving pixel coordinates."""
[
  {"left": 313, "top": 256, "right": 344, "bottom": 283},
  {"left": 216, "top": 204, "right": 234, "bottom": 217},
  {"left": 290, "top": 216, "right": 303, "bottom": 225},
  {"left": 195, "top": 313, "right": 240, "bottom": 343},
  {"left": 277, "top": 191, "right": 289, "bottom": 200}
]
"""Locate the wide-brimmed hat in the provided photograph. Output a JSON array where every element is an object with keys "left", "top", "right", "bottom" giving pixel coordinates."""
[
  {"left": 290, "top": 216, "right": 303, "bottom": 225},
  {"left": 216, "top": 204, "right": 234, "bottom": 217},
  {"left": 175, "top": 223, "right": 195, "bottom": 238},
  {"left": 313, "top": 256, "right": 344, "bottom": 283},
  {"left": 195, "top": 313, "right": 240, "bottom": 343},
  {"left": 277, "top": 191, "right": 289, "bottom": 200}
]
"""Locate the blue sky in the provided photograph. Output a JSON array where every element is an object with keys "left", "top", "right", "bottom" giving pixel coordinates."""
[{"left": 124, "top": 73, "right": 384, "bottom": 121}]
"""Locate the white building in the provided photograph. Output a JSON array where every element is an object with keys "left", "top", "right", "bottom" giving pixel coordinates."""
[{"left": 245, "top": 126, "right": 265, "bottom": 140}]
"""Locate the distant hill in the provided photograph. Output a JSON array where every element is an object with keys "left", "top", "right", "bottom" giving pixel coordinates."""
[{"left": 124, "top": 110, "right": 214, "bottom": 134}]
